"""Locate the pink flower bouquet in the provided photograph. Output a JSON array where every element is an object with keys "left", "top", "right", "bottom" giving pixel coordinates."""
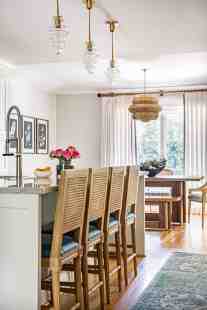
[{"left": 50, "top": 145, "right": 80, "bottom": 165}]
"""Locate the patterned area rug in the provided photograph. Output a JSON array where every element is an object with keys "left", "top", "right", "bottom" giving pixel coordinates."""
[{"left": 131, "top": 252, "right": 207, "bottom": 310}]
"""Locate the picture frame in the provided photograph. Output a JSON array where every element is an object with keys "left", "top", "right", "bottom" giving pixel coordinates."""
[
  {"left": 8, "top": 111, "right": 19, "bottom": 153},
  {"left": 36, "top": 118, "right": 49, "bottom": 154},
  {"left": 22, "top": 115, "right": 35, "bottom": 154}
]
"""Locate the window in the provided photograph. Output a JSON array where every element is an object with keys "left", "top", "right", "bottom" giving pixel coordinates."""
[{"left": 136, "top": 95, "right": 184, "bottom": 175}]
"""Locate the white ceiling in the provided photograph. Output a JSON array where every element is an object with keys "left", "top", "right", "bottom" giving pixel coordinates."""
[{"left": 0, "top": 0, "right": 207, "bottom": 93}]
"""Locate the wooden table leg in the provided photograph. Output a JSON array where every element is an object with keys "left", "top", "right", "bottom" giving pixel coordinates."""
[
  {"left": 168, "top": 201, "right": 172, "bottom": 229},
  {"left": 182, "top": 181, "right": 186, "bottom": 223},
  {"left": 164, "top": 203, "right": 169, "bottom": 230},
  {"left": 159, "top": 203, "right": 168, "bottom": 230}
]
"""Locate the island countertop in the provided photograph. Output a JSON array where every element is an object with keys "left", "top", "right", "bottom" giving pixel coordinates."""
[{"left": 0, "top": 176, "right": 58, "bottom": 194}]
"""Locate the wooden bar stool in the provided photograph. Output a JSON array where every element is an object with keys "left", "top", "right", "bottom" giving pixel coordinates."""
[
  {"left": 41, "top": 169, "right": 89, "bottom": 310},
  {"left": 103, "top": 166, "right": 125, "bottom": 304},
  {"left": 121, "top": 166, "right": 139, "bottom": 287},
  {"left": 81, "top": 168, "right": 109, "bottom": 310}
]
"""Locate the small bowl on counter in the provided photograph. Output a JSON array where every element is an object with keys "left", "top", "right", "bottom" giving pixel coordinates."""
[{"left": 33, "top": 167, "right": 52, "bottom": 179}]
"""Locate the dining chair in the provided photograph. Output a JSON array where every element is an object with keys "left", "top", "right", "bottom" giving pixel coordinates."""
[
  {"left": 103, "top": 166, "right": 125, "bottom": 304},
  {"left": 121, "top": 166, "right": 139, "bottom": 287},
  {"left": 41, "top": 169, "right": 89, "bottom": 310},
  {"left": 188, "top": 182, "right": 207, "bottom": 229}
]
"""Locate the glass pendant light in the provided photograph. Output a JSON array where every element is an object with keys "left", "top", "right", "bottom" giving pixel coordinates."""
[
  {"left": 128, "top": 69, "right": 162, "bottom": 122},
  {"left": 49, "top": 0, "right": 69, "bottom": 56},
  {"left": 83, "top": 0, "right": 99, "bottom": 74},
  {"left": 105, "top": 20, "right": 120, "bottom": 83}
]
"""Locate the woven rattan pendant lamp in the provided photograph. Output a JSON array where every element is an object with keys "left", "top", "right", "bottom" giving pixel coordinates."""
[{"left": 128, "top": 69, "right": 161, "bottom": 122}]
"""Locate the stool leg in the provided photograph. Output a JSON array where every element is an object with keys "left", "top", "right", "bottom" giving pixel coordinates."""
[
  {"left": 115, "top": 229, "right": 122, "bottom": 292},
  {"left": 97, "top": 242, "right": 105, "bottom": 310},
  {"left": 82, "top": 251, "right": 90, "bottom": 310},
  {"left": 52, "top": 270, "right": 60, "bottom": 310},
  {"left": 131, "top": 222, "right": 137, "bottom": 277},
  {"left": 75, "top": 255, "right": 83, "bottom": 310},
  {"left": 103, "top": 235, "right": 110, "bottom": 304},
  {"left": 121, "top": 223, "right": 128, "bottom": 287}
]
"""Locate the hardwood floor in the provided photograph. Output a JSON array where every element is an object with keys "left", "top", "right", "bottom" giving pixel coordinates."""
[
  {"left": 114, "top": 215, "right": 207, "bottom": 310},
  {"left": 61, "top": 215, "right": 207, "bottom": 310}
]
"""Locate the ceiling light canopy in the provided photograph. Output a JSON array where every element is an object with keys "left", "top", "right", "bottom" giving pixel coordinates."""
[
  {"left": 128, "top": 69, "right": 162, "bottom": 122},
  {"left": 49, "top": 0, "right": 69, "bottom": 56},
  {"left": 105, "top": 20, "right": 120, "bottom": 84},
  {"left": 83, "top": 0, "right": 99, "bottom": 74}
]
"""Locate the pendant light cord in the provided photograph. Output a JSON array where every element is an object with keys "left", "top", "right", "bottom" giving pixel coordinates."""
[
  {"left": 56, "top": 0, "right": 60, "bottom": 17},
  {"left": 143, "top": 68, "right": 146, "bottom": 94},
  {"left": 88, "top": 8, "right": 92, "bottom": 44},
  {"left": 112, "top": 31, "right": 115, "bottom": 66}
]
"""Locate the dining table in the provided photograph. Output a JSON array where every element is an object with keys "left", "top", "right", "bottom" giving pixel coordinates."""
[{"left": 145, "top": 175, "right": 204, "bottom": 224}]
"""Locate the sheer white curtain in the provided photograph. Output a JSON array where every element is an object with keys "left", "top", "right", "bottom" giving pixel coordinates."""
[
  {"left": 100, "top": 96, "right": 136, "bottom": 167},
  {"left": 185, "top": 92, "right": 207, "bottom": 179}
]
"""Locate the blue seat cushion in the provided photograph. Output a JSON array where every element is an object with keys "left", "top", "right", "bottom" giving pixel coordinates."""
[
  {"left": 145, "top": 186, "right": 172, "bottom": 197},
  {"left": 127, "top": 212, "right": 135, "bottom": 222},
  {"left": 42, "top": 221, "right": 102, "bottom": 241},
  {"left": 109, "top": 214, "right": 118, "bottom": 227},
  {"left": 42, "top": 214, "right": 119, "bottom": 243},
  {"left": 88, "top": 223, "right": 101, "bottom": 240},
  {"left": 42, "top": 233, "right": 78, "bottom": 257}
]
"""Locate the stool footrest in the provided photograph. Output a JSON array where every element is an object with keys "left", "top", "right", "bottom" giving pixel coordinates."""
[
  {"left": 88, "top": 281, "right": 104, "bottom": 296},
  {"left": 127, "top": 253, "right": 137, "bottom": 262},
  {"left": 109, "top": 265, "right": 121, "bottom": 277}
]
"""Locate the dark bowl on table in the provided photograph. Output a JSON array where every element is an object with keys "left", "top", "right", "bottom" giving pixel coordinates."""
[{"left": 139, "top": 159, "right": 167, "bottom": 177}]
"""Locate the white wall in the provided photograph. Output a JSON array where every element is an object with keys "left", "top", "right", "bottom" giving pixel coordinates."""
[
  {"left": 56, "top": 94, "right": 101, "bottom": 168},
  {"left": 6, "top": 78, "right": 56, "bottom": 177}
]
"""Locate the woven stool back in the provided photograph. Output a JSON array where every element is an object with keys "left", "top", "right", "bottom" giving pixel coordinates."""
[{"left": 51, "top": 169, "right": 89, "bottom": 261}]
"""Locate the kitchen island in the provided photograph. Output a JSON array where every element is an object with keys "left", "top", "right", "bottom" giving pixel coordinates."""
[{"left": 0, "top": 175, "right": 145, "bottom": 310}]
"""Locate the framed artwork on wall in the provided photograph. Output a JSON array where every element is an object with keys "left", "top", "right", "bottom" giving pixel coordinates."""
[
  {"left": 8, "top": 110, "right": 19, "bottom": 153},
  {"left": 36, "top": 118, "right": 49, "bottom": 154},
  {"left": 22, "top": 116, "right": 35, "bottom": 154}
]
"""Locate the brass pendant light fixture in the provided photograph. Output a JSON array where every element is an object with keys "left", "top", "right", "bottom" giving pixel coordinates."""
[
  {"left": 105, "top": 20, "right": 120, "bottom": 83},
  {"left": 49, "top": 0, "right": 69, "bottom": 55},
  {"left": 83, "top": 0, "right": 99, "bottom": 74},
  {"left": 128, "top": 69, "right": 162, "bottom": 122}
]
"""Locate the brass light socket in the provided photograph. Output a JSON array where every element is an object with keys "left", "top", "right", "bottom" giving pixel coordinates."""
[
  {"left": 83, "top": 0, "right": 95, "bottom": 10},
  {"left": 53, "top": 15, "right": 64, "bottom": 28},
  {"left": 86, "top": 40, "right": 93, "bottom": 51},
  {"left": 106, "top": 20, "right": 119, "bottom": 33}
]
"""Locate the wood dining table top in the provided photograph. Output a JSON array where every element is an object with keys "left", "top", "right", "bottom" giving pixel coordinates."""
[{"left": 146, "top": 175, "right": 204, "bottom": 182}]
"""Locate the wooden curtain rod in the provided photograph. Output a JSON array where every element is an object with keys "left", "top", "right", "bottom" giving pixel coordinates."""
[{"left": 97, "top": 88, "right": 207, "bottom": 98}]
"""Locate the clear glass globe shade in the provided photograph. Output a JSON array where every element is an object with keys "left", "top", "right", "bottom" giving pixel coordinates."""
[
  {"left": 106, "top": 63, "right": 120, "bottom": 83},
  {"left": 83, "top": 47, "right": 99, "bottom": 74},
  {"left": 49, "top": 26, "right": 69, "bottom": 55}
]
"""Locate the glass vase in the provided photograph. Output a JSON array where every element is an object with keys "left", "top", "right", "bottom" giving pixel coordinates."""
[
  {"left": 64, "top": 159, "right": 74, "bottom": 170},
  {"left": 56, "top": 161, "right": 64, "bottom": 183}
]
